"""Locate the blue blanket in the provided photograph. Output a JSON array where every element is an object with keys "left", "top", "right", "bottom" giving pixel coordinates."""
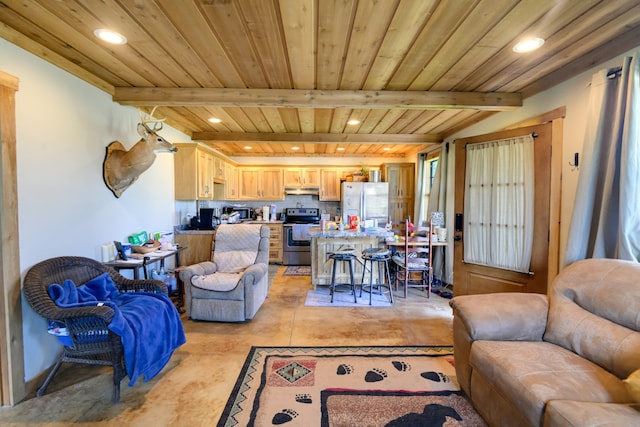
[{"left": 48, "top": 273, "right": 186, "bottom": 386}]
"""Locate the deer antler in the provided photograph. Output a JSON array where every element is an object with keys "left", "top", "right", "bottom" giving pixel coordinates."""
[{"left": 139, "top": 106, "right": 166, "bottom": 132}]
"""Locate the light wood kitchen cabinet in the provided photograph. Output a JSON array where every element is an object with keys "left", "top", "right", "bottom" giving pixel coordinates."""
[
  {"left": 283, "top": 168, "right": 320, "bottom": 187},
  {"left": 239, "top": 167, "right": 284, "bottom": 200},
  {"left": 213, "top": 156, "right": 225, "bottom": 182},
  {"left": 225, "top": 164, "right": 239, "bottom": 200},
  {"left": 197, "top": 150, "right": 214, "bottom": 199},
  {"left": 319, "top": 168, "right": 342, "bottom": 201},
  {"left": 311, "top": 236, "right": 379, "bottom": 287},
  {"left": 175, "top": 232, "right": 214, "bottom": 265},
  {"left": 174, "top": 144, "right": 217, "bottom": 200},
  {"left": 265, "top": 223, "right": 283, "bottom": 264},
  {"left": 382, "top": 163, "right": 415, "bottom": 223}
]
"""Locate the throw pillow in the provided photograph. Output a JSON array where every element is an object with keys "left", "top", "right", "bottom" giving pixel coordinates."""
[{"left": 624, "top": 369, "right": 640, "bottom": 402}]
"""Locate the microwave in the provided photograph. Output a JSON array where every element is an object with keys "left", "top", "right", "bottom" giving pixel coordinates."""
[{"left": 230, "top": 207, "right": 252, "bottom": 220}]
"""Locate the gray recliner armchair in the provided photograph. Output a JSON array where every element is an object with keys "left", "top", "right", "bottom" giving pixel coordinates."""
[{"left": 178, "top": 223, "right": 270, "bottom": 322}]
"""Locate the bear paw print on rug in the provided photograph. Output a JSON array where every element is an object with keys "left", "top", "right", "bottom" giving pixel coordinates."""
[
  {"left": 272, "top": 408, "right": 298, "bottom": 425},
  {"left": 336, "top": 363, "right": 353, "bottom": 375},
  {"left": 295, "top": 393, "right": 312, "bottom": 404},
  {"left": 392, "top": 360, "right": 411, "bottom": 371},
  {"left": 364, "top": 367, "right": 388, "bottom": 382},
  {"left": 421, "top": 371, "right": 450, "bottom": 383}
]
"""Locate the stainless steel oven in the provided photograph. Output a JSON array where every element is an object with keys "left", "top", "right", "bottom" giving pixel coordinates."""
[{"left": 282, "top": 208, "right": 320, "bottom": 266}]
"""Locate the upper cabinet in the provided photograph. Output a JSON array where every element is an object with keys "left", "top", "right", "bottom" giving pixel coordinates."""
[
  {"left": 174, "top": 143, "right": 230, "bottom": 200},
  {"left": 239, "top": 167, "right": 284, "bottom": 200},
  {"left": 225, "top": 164, "right": 238, "bottom": 200},
  {"left": 382, "top": 163, "right": 415, "bottom": 223},
  {"left": 174, "top": 144, "right": 215, "bottom": 200},
  {"left": 213, "top": 156, "right": 225, "bottom": 183},
  {"left": 283, "top": 168, "right": 320, "bottom": 187},
  {"left": 319, "top": 168, "right": 342, "bottom": 201}
]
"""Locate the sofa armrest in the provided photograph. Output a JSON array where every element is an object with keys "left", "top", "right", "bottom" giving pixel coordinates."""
[
  {"left": 451, "top": 292, "right": 549, "bottom": 396},
  {"left": 451, "top": 293, "right": 548, "bottom": 341}
]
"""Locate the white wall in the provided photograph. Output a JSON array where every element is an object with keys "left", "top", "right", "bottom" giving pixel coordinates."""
[
  {"left": 448, "top": 46, "right": 640, "bottom": 267},
  {"left": 1, "top": 38, "right": 190, "bottom": 381}
]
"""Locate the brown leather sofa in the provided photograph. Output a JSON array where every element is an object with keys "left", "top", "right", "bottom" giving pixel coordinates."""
[{"left": 450, "top": 258, "right": 640, "bottom": 426}]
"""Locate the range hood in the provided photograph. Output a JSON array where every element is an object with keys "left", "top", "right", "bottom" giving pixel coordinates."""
[{"left": 284, "top": 186, "right": 320, "bottom": 195}]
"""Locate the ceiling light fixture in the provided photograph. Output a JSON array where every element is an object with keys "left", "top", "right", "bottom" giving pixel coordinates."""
[
  {"left": 336, "top": 147, "right": 345, "bottom": 151},
  {"left": 93, "top": 29, "right": 127, "bottom": 45},
  {"left": 208, "top": 117, "right": 222, "bottom": 123},
  {"left": 383, "top": 147, "right": 391, "bottom": 151},
  {"left": 347, "top": 119, "right": 360, "bottom": 125},
  {"left": 512, "top": 37, "right": 544, "bottom": 53},
  {"left": 291, "top": 146, "right": 300, "bottom": 151},
  {"left": 244, "top": 146, "right": 253, "bottom": 150}
]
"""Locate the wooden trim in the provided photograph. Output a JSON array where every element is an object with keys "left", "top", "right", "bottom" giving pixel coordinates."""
[
  {"left": 113, "top": 87, "right": 522, "bottom": 110},
  {"left": 0, "top": 71, "right": 25, "bottom": 406},
  {"left": 504, "top": 106, "right": 566, "bottom": 129},
  {"left": 547, "top": 117, "right": 564, "bottom": 287},
  {"left": 193, "top": 132, "right": 441, "bottom": 144}
]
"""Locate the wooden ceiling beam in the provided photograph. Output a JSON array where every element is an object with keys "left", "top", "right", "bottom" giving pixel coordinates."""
[
  {"left": 192, "top": 132, "right": 441, "bottom": 144},
  {"left": 113, "top": 88, "right": 522, "bottom": 110}
]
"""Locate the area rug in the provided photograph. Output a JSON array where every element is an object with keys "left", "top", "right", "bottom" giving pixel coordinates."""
[
  {"left": 304, "top": 287, "right": 392, "bottom": 307},
  {"left": 217, "top": 346, "right": 486, "bottom": 427},
  {"left": 284, "top": 266, "right": 312, "bottom": 276}
]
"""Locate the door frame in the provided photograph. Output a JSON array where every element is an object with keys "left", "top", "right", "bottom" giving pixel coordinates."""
[
  {"left": 453, "top": 108, "right": 564, "bottom": 295},
  {"left": 0, "top": 70, "right": 25, "bottom": 406}
]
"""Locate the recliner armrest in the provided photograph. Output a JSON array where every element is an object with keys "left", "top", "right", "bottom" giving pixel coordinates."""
[
  {"left": 178, "top": 261, "right": 217, "bottom": 284},
  {"left": 451, "top": 293, "right": 548, "bottom": 341},
  {"left": 239, "top": 263, "right": 267, "bottom": 286}
]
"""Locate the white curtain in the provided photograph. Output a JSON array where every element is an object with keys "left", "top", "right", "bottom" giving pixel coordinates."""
[
  {"left": 426, "top": 142, "right": 455, "bottom": 284},
  {"left": 565, "top": 52, "right": 640, "bottom": 264},
  {"left": 464, "top": 135, "right": 535, "bottom": 273}
]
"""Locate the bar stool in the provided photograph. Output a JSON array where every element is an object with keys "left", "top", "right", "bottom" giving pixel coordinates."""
[
  {"left": 360, "top": 247, "right": 393, "bottom": 305},
  {"left": 328, "top": 248, "right": 357, "bottom": 303}
]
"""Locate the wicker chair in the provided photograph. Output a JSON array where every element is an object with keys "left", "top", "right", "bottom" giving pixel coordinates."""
[{"left": 23, "top": 256, "right": 167, "bottom": 403}]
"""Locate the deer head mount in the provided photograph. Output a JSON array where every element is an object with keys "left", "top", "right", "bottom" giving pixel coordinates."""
[{"left": 103, "top": 107, "right": 177, "bottom": 198}]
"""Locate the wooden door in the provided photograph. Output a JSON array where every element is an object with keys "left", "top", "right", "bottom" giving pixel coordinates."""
[
  {"left": 453, "top": 123, "right": 553, "bottom": 295},
  {"left": 319, "top": 168, "right": 341, "bottom": 201},
  {"left": 239, "top": 168, "right": 261, "bottom": 199},
  {"left": 261, "top": 168, "right": 284, "bottom": 200},
  {"left": 302, "top": 168, "right": 320, "bottom": 186}
]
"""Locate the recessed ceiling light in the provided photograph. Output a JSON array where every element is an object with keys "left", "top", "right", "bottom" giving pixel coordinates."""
[
  {"left": 347, "top": 119, "right": 360, "bottom": 125},
  {"left": 208, "top": 117, "right": 222, "bottom": 123},
  {"left": 291, "top": 146, "right": 300, "bottom": 150},
  {"left": 512, "top": 37, "right": 544, "bottom": 53},
  {"left": 244, "top": 146, "right": 253, "bottom": 150},
  {"left": 336, "top": 147, "right": 345, "bottom": 151},
  {"left": 93, "top": 29, "right": 127, "bottom": 45},
  {"left": 383, "top": 147, "right": 391, "bottom": 151}
]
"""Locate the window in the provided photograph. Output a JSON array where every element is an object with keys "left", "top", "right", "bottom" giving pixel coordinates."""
[{"left": 419, "top": 151, "right": 439, "bottom": 226}]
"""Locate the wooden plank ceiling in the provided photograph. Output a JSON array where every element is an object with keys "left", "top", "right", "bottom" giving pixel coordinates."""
[{"left": 1, "top": 0, "right": 639, "bottom": 157}]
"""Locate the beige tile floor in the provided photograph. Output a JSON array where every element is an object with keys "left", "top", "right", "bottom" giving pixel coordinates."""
[{"left": 0, "top": 266, "right": 453, "bottom": 426}]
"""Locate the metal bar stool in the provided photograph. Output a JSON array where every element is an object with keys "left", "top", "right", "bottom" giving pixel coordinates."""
[
  {"left": 328, "top": 248, "right": 357, "bottom": 303},
  {"left": 360, "top": 247, "right": 393, "bottom": 305}
]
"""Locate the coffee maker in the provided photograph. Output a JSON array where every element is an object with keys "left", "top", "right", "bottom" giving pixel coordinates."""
[{"left": 199, "top": 208, "right": 215, "bottom": 229}]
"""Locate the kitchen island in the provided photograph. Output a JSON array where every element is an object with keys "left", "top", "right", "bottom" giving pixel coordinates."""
[{"left": 308, "top": 227, "right": 391, "bottom": 288}]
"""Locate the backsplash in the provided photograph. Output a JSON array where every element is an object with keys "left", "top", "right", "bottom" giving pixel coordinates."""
[{"left": 175, "top": 195, "right": 340, "bottom": 226}]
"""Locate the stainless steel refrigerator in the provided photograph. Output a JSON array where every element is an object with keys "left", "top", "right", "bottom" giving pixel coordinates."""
[{"left": 341, "top": 182, "right": 389, "bottom": 226}]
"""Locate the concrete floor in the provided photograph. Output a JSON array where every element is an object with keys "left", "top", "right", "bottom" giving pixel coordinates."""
[{"left": 0, "top": 266, "right": 453, "bottom": 426}]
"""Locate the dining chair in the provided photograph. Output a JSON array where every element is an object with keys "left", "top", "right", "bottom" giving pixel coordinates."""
[{"left": 392, "top": 219, "right": 432, "bottom": 298}]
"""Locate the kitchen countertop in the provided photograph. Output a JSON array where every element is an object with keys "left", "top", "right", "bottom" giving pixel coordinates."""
[
  {"left": 174, "top": 226, "right": 215, "bottom": 235},
  {"left": 307, "top": 226, "right": 391, "bottom": 238},
  {"left": 247, "top": 220, "right": 284, "bottom": 224}
]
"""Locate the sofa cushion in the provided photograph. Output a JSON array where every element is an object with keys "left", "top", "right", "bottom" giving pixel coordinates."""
[
  {"left": 470, "top": 340, "right": 632, "bottom": 426},
  {"left": 544, "top": 400, "right": 640, "bottom": 427},
  {"left": 544, "top": 258, "right": 640, "bottom": 379},
  {"left": 191, "top": 273, "right": 241, "bottom": 292},
  {"left": 625, "top": 369, "right": 640, "bottom": 402}
]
